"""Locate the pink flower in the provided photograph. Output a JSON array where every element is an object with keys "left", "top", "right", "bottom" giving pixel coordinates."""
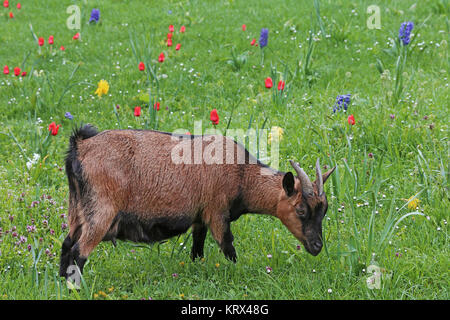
[
  {"left": 242, "top": 24, "right": 246, "bottom": 31},
  {"left": 210, "top": 109, "right": 219, "bottom": 125},
  {"left": 13, "top": 67, "right": 20, "bottom": 76},
  {"left": 158, "top": 52, "right": 165, "bottom": 63},
  {"left": 48, "top": 35, "right": 54, "bottom": 45},
  {"left": 250, "top": 38, "right": 256, "bottom": 46},
  {"left": 38, "top": 37, "right": 44, "bottom": 46},
  {"left": 180, "top": 25, "right": 186, "bottom": 33},
  {"left": 73, "top": 32, "right": 80, "bottom": 40},
  {"left": 138, "top": 61, "right": 145, "bottom": 71},
  {"left": 175, "top": 43, "right": 181, "bottom": 51},
  {"left": 169, "top": 25, "right": 174, "bottom": 32},
  {"left": 265, "top": 77, "right": 273, "bottom": 89},
  {"left": 277, "top": 80, "right": 285, "bottom": 91}
]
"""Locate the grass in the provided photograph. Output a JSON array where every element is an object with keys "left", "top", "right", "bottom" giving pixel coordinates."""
[{"left": 0, "top": 0, "right": 448, "bottom": 300}]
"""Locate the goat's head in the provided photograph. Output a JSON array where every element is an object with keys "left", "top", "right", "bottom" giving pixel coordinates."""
[{"left": 277, "top": 159, "right": 335, "bottom": 256}]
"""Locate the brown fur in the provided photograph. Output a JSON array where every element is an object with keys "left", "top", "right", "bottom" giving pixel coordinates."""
[{"left": 60, "top": 126, "right": 334, "bottom": 277}]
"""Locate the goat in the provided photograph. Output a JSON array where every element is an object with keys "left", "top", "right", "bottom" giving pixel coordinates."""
[{"left": 59, "top": 124, "right": 335, "bottom": 279}]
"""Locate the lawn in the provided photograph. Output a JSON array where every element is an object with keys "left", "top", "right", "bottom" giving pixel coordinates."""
[{"left": 0, "top": 0, "right": 448, "bottom": 300}]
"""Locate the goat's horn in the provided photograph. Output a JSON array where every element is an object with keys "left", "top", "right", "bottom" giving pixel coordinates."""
[
  {"left": 289, "top": 160, "right": 314, "bottom": 195},
  {"left": 316, "top": 158, "right": 323, "bottom": 196}
]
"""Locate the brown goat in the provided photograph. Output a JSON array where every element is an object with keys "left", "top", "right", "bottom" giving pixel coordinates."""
[{"left": 59, "top": 124, "right": 335, "bottom": 279}]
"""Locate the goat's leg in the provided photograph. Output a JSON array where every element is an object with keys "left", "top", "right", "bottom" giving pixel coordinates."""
[
  {"left": 191, "top": 222, "right": 208, "bottom": 261},
  {"left": 208, "top": 212, "right": 237, "bottom": 262}
]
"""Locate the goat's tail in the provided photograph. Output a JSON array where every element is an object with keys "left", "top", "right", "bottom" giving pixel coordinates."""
[{"left": 65, "top": 124, "right": 99, "bottom": 198}]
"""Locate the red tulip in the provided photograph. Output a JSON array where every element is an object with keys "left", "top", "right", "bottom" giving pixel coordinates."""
[
  {"left": 169, "top": 25, "right": 174, "bottom": 32},
  {"left": 73, "top": 32, "right": 80, "bottom": 40},
  {"left": 13, "top": 67, "right": 20, "bottom": 76},
  {"left": 48, "top": 35, "right": 54, "bottom": 45},
  {"left": 21, "top": 71, "right": 27, "bottom": 77},
  {"left": 153, "top": 102, "right": 160, "bottom": 111},
  {"left": 210, "top": 109, "right": 219, "bottom": 125},
  {"left": 3, "top": 1, "right": 8, "bottom": 8},
  {"left": 175, "top": 43, "right": 181, "bottom": 51},
  {"left": 9, "top": 11, "right": 13, "bottom": 18},
  {"left": 17, "top": 3, "right": 21, "bottom": 9},
  {"left": 167, "top": 33, "right": 173, "bottom": 39},
  {"left": 48, "top": 122, "right": 61, "bottom": 136},
  {"left": 138, "top": 62, "right": 145, "bottom": 71},
  {"left": 277, "top": 80, "right": 285, "bottom": 91},
  {"left": 242, "top": 24, "right": 246, "bottom": 31},
  {"left": 3, "top": 65, "right": 9, "bottom": 75},
  {"left": 265, "top": 77, "right": 273, "bottom": 89},
  {"left": 60, "top": 45, "right": 65, "bottom": 51},
  {"left": 250, "top": 38, "right": 256, "bottom": 46},
  {"left": 158, "top": 52, "right": 165, "bottom": 63},
  {"left": 38, "top": 37, "right": 44, "bottom": 46},
  {"left": 134, "top": 106, "right": 141, "bottom": 117},
  {"left": 180, "top": 25, "right": 186, "bottom": 33},
  {"left": 167, "top": 38, "right": 172, "bottom": 47},
  {"left": 348, "top": 114, "right": 355, "bottom": 126}
]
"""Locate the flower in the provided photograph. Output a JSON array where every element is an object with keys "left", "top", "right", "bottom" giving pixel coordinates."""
[
  {"left": 390, "top": 114, "right": 395, "bottom": 120},
  {"left": 48, "top": 35, "right": 54, "bottom": 45},
  {"left": 259, "top": 28, "right": 269, "bottom": 48},
  {"left": 38, "top": 37, "right": 44, "bottom": 46},
  {"left": 242, "top": 24, "right": 246, "bottom": 31},
  {"left": 265, "top": 266, "right": 272, "bottom": 273},
  {"left": 175, "top": 43, "right": 181, "bottom": 51},
  {"left": 172, "top": 273, "right": 178, "bottom": 278},
  {"left": 167, "top": 38, "right": 173, "bottom": 47},
  {"left": 3, "top": 0, "right": 8, "bottom": 8},
  {"left": 407, "top": 196, "right": 420, "bottom": 210},
  {"left": 210, "top": 109, "right": 219, "bottom": 125},
  {"left": 73, "top": 32, "right": 80, "bottom": 40},
  {"left": 277, "top": 80, "right": 285, "bottom": 91},
  {"left": 153, "top": 102, "right": 160, "bottom": 111},
  {"left": 215, "top": 263, "right": 220, "bottom": 268},
  {"left": 138, "top": 61, "right": 145, "bottom": 71},
  {"left": 9, "top": 11, "right": 13, "bottom": 18},
  {"left": 347, "top": 114, "right": 355, "bottom": 125},
  {"left": 399, "top": 22, "right": 414, "bottom": 46},
  {"left": 95, "top": 79, "right": 109, "bottom": 97},
  {"left": 65, "top": 112, "right": 74, "bottom": 120},
  {"left": 333, "top": 94, "right": 351, "bottom": 112},
  {"left": 169, "top": 25, "right": 174, "bottom": 32},
  {"left": 158, "top": 52, "right": 165, "bottom": 63},
  {"left": 21, "top": 71, "right": 27, "bottom": 77},
  {"left": 268, "top": 126, "right": 284, "bottom": 145},
  {"left": 180, "top": 25, "right": 186, "bottom": 33},
  {"left": 167, "top": 33, "right": 173, "bottom": 39},
  {"left": 13, "top": 67, "right": 20, "bottom": 76},
  {"left": 17, "top": 2, "right": 20, "bottom": 9},
  {"left": 60, "top": 45, "right": 65, "bottom": 51},
  {"left": 89, "top": 8, "right": 100, "bottom": 23},
  {"left": 250, "top": 38, "right": 256, "bottom": 46},
  {"left": 48, "top": 122, "right": 61, "bottom": 136},
  {"left": 265, "top": 77, "right": 273, "bottom": 88},
  {"left": 134, "top": 106, "right": 141, "bottom": 117},
  {"left": 3, "top": 65, "right": 9, "bottom": 75}
]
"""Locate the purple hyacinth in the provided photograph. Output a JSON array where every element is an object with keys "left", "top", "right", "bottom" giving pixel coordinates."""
[
  {"left": 89, "top": 8, "right": 100, "bottom": 23},
  {"left": 333, "top": 94, "right": 351, "bottom": 113},
  {"left": 65, "top": 112, "right": 73, "bottom": 120},
  {"left": 259, "top": 28, "right": 269, "bottom": 48},
  {"left": 399, "top": 22, "right": 414, "bottom": 45}
]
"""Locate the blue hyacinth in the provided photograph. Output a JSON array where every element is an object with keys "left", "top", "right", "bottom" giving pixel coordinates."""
[
  {"left": 399, "top": 22, "right": 414, "bottom": 45},
  {"left": 259, "top": 28, "right": 269, "bottom": 48},
  {"left": 333, "top": 94, "right": 351, "bottom": 113},
  {"left": 65, "top": 112, "right": 74, "bottom": 120},
  {"left": 89, "top": 8, "right": 100, "bottom": 23}
]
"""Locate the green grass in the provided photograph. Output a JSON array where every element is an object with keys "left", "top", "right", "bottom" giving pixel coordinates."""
[{"left": 0, "top": 0, "right": 448, "bottom": 300}]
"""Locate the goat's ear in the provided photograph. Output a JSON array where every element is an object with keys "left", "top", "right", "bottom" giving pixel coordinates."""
[
  {"left": 282, "top": 172, "right": 295, "bottom": 197},
  {"left": 322, "top": 166, "right": 336, "bottom": 184}
]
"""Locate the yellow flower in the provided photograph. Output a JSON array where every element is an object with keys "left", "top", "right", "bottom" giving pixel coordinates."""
[
  {"left": 95, "top": 79, "right": 109, "bottom": 97},
  {"left": 98, "top": 290, "right": 107, "bottom": 298},
  {"left": 108, "top": 286, "right": 114, "bottom": 293},
  {"left": 93, "top": 293, "right": 99, "bottom": 299},
  {"left": 179, "top": 293, "right": 185, "bottom": 299},
  {"left": 407, "top": 196, "right": 420, "bottom": 210},
  {"left": 268, "top": 126, "right": 284, "bottom": 145},
  {"left": 215, "top": 263, "right": 220, "bottom": 268},
  {"left": 179, "top": 261, "right": 185, "bottom": 267}
]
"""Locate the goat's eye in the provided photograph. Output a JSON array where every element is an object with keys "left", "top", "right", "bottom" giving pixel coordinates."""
[{"left": 296, "top": 207, "right": 306, "bottom": 217}]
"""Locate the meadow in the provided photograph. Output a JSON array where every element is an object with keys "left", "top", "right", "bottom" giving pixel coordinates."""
[{"left": 0, "top": 0, "right": 448, "bottom": 300}]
